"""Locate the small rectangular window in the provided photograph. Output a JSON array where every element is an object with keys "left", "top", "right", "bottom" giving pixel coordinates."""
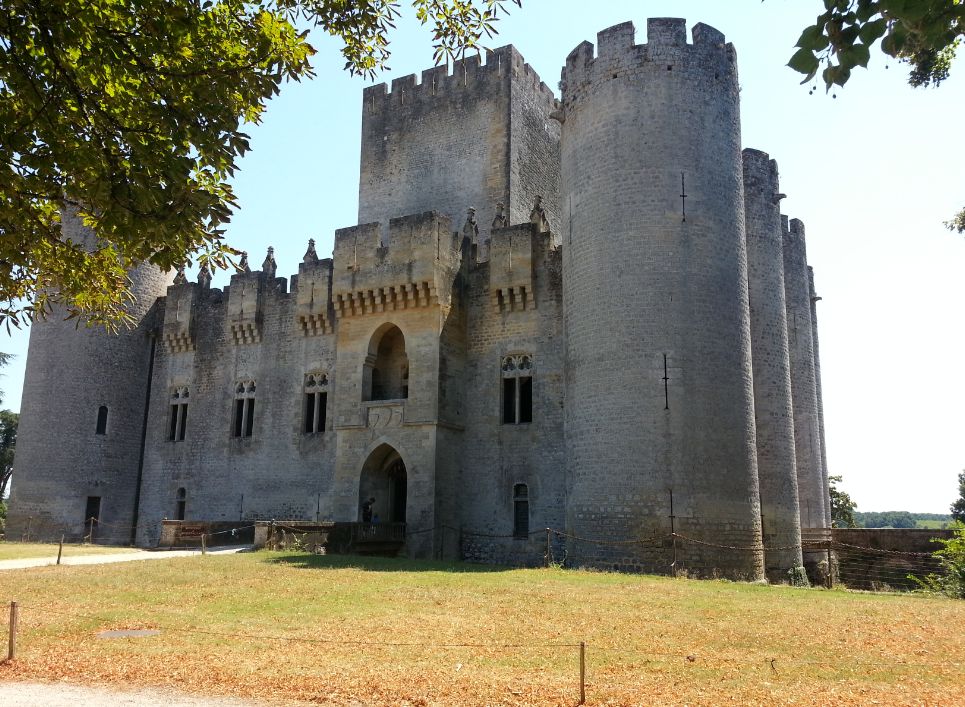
[
  {"left": 513, "top": 484, "right": 529, "bottom": 538},
  {"left": 503, "top": 378, "right": 517, "bottom": 424},
  {"left": 304, "top": 392, "right": 315, "bottom": 434},
  {"left": 519, "top": 377, "right": 533, "bottom": 423},
  {"left": 233, "top": 399, "right": 245, "bottom": 438},
  {"left": 168, "top": 403, "right": 188, "bottom": 441},
  {"left": 317, "top": 392, "right": 327, "bottom": 432},
  {"left": 169, "top": 404, "right": 179, "bottom": 441},
  {"left": 244, "top": 399, "right": 255, "bottom": 437},
  {"left": 95, "top": 406, "right": 108, "bottom": 435}
]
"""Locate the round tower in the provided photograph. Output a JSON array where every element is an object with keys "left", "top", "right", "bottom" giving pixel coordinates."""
[
  {"left": 560, "top": 19, "right": 763, "bottom": 578},
  {"left": 783, "top": 218, "right": 829, "bottom": 530},
  {"left": 7, "top": 209, "right": 171, "bottom": 543},
  {"left": 742, "top": 149, "right": 804, "bottom": 578}
]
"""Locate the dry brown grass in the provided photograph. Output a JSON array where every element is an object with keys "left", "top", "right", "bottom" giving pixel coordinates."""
[
  {"left": 0, "top": 541, "right": 143, "bottom": 561},
  {"left": 1, "top": 552, "right": 963, "bottom": 705}
]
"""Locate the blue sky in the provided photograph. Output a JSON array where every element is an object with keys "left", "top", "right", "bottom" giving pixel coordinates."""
[{"left": 2, "top": 1, "right": 963, "bottom": 513}]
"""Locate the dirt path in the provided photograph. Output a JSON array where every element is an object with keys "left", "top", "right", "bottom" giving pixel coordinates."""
[
  {"left": 0, "top": 681, "right": 276, "bottom": 706},
  {"left": 0, "top": 546, "right": 249, "bottom": 571}
]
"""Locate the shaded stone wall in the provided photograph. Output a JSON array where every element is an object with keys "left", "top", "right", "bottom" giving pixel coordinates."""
[
  {"left": 742, "top": 149, "right": 803, "bottom": 577},
  {"left": 560, "top": 19, "right": 762, "bottom": 578}
]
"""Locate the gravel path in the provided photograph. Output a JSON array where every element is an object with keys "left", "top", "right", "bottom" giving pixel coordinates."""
[
  {"left": 0, "top": 546, "right": 249, "bottom": 571},
  {"left": 0, "top": 682, "right": 275, "bottom": 706}
]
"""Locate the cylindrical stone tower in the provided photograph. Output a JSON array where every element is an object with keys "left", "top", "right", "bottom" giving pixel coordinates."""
[
  {"left": 7, "top": 209, "right": 170, "bottom": 543},
  {"left": 782, "top": 217, "right": 828, "bottom": 530},
  {"left": 560, "top": 19, "right": 763, "bottom": 579},
  {"left": 742, "top": 149, "right": 803, "bottom": 578},
  {"left": 808, "top": 266, "right": 832, "bottom": 523}
]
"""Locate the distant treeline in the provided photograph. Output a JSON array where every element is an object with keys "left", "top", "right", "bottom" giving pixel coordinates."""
[{"left": 853, "top": 511, "right": 953, "bottom": 529}]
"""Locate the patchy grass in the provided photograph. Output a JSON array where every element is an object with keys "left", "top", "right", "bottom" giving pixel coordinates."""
[
  {"left": 0, "top": 542, "right": 143, "bottom": 561},
  {"left": 1, "top": 552, "right": 963, "bottom": 705}
]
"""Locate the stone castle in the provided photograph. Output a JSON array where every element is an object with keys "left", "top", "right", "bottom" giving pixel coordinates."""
[{"left": 8, "top": 19, "right": 830, "bottom": 580}]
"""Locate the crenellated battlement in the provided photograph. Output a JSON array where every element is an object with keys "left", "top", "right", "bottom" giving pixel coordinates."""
[
  {"left": 331, "top": 212, "right": 463, "bottom": 318},
  {"left": 362, "top": 45, "right": 557, "bottom": 115},
  {"left": 742, "top": 148, "right": 782, "bottom": 198},
  {"left": 561, "top": 19, "right": 736, "bottom": 105}
]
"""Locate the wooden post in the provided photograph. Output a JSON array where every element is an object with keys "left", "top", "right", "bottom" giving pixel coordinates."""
[
  {"left": 201, "top": 533, "right": 207, "bottom": 555},
  {"left": 56, "top": 534, "right": 64, "bottom": 565},
  {"left": 669, "top": 489, "right": 677, "bottom": 576},
  {"left": 826, "top": 543, "right": 833, "bottom": 589},
  {"left": 579, "top": 641, "right": 586, "bottom": 705},
  {"left": 545, "top": 528, "right": 551, "bottom": 567},
  {"left": 24, "top": 516, "right": 32, "bottom": 543},
  {"left": 7, "top": 601, "right": 18, "bottom": 662},
  {"left": 88, "top": 516, "right": 95, "bottom": 544}
]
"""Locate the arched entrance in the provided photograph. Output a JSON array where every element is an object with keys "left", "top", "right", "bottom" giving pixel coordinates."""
[{"left": 358, "top": 444, "right": 407, "bottom": 524}]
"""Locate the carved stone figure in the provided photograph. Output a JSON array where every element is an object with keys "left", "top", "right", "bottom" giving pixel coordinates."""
[
  {"left": 303, "top": 238, "right": 319, "bottom": 263},
  {"left": 173, "top": 266, "right": 187, "bottom": 285},
  {"left": 529, "top": 195, "right": 549, "bottom": 233},
  {"left": 491, "top": 201, "right": 506, "bottom": 230},
  {"left": 197, "top": 262, "right": 212, "bottom": 288},
  {"left": 462, "top": 207, "right": 479, "bottom": 243},
  {"left": 238, "top": 251, "right": 251, "bottom": 273},
  {"left": 262, "top": 247, "right": 277, "bottom": 278}
]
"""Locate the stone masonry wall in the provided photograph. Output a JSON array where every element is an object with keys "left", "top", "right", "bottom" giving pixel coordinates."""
[
  {"left": 8, "top": 209, "right": 171, "bottom": 543},
  {"left": 358, "top": 46, "right": 559, "bottom": 240},
  {"left": 742, "top": 149, "right": 803, "bottom": 577},
  {"left": 560, "top": 19, "right": 763, "bottom": 578}
]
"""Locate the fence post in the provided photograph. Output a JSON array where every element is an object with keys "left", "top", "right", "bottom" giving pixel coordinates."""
[
  {"left": 826, "top": 542, "right": 833, "bottom": 589},
  {"left": 56, "top": 534, "right": 64, "bottom": 565},
  {"left": 579, "top": 641, "right": 586, "bottom": 705},
  {"left": 24, "top": 517, "right": 32, "bottom": 543},
  {"left": 88, "top": 517, "right": 95, "bottom": 544},
  {"left": 545, "top": 528, "right": 551, "bottom": 567},
  {"left": 201, "top": 533, "right": 207, "bottom": 555},
  {"left": 7, "top": 601, "right": 18, "bottom": 662}
]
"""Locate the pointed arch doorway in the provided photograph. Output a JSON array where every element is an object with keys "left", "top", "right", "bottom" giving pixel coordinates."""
[{"left": 358, "top": 444, "right": 407, "bottom": 525}]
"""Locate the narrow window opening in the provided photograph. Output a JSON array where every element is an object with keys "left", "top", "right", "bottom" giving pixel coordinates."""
[
  {"left": 169, "top": 405, "right": 179, "bottom": 441},
  {"left": 304, "top": 392, "right": 316, "bottom": 433},
  {"left": 95, "top": 406, "right": 108, "bottom": 435},
  {"left": 233, "top": 398, "right": 245, "bottom": 437},
  {"left": 519, "top": 377, "right": 533, "bottom": 423},
  {"left": 501, "top": 354, "right": 535, "bottom": 425},
  {"left": 503, "top": 378, "right": 517, "bottom": 424},
  {"left": 178, "top": 405, "right": 187, "bottom": 441},
  {"left": 176, "top": 487, "right": 186, "bottom": 521},
  {"left": 513, "top": 484, "right": 529, "bottom": 538},
  {"left": 232, "top": 380, "right": 256, "bottom": 438},
  {"left": 303, "top": 373, "right": 329, "bottom": 434},
  {"left": 244, "top": 399, "right": 255, "bottom": 437}
]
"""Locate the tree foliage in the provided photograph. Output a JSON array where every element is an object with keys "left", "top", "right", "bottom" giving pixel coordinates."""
[
  {"left": 0, "top": 0, "right": 519, "bottom": 328},
  {"left": 911, "top": 521, "right": 965, "bottom": 598},
  {"left": 952, "top": 470, "right": 965, "bottom": 523},
  {"left": 788, "top": 1, "right": 965, "bottom": 90},
  {"left": 829, "top": 474, "right": 858, "bottom": 528},
  {"left": 0, "top": 409, "right": 16, "bottom": 500},
  {"left": 788, "top": 1, "right": 965, "bottom": 232}
]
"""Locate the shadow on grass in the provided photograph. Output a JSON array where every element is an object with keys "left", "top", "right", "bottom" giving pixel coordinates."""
[{"left": 263, "top": 551, "right": 515, "bottom": 573}]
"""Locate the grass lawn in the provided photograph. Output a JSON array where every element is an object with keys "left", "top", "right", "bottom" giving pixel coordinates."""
[
  {"left": 1, "top": 552, "right": 963, "bottom": 705},
  {"left": 0, "top": 541, "right": 143, "bottom": 561}
]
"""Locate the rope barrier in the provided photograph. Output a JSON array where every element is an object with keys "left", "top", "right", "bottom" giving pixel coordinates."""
[{"left": 8, "top": 601, "right": 950, "bottom": 671}]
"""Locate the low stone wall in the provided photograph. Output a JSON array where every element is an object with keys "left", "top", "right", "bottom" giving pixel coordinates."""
[
  {"left": 832, "top": 528, "right": 954, "bottom": 591},
  {"left": 833, "top": 527, "right": 955, "bottom": 552},
  {"left": 158, "top": 520, "right": 255, "bottom": 547}
]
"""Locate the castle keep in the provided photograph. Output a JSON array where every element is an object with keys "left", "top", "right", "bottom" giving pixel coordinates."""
[{"left": 8, "top": 19, "right": 831, "bottom": 580}]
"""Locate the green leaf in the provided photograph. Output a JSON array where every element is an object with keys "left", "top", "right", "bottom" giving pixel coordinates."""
[{"left": 788, "top": 47, "right": 821, "bottom": 76}]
